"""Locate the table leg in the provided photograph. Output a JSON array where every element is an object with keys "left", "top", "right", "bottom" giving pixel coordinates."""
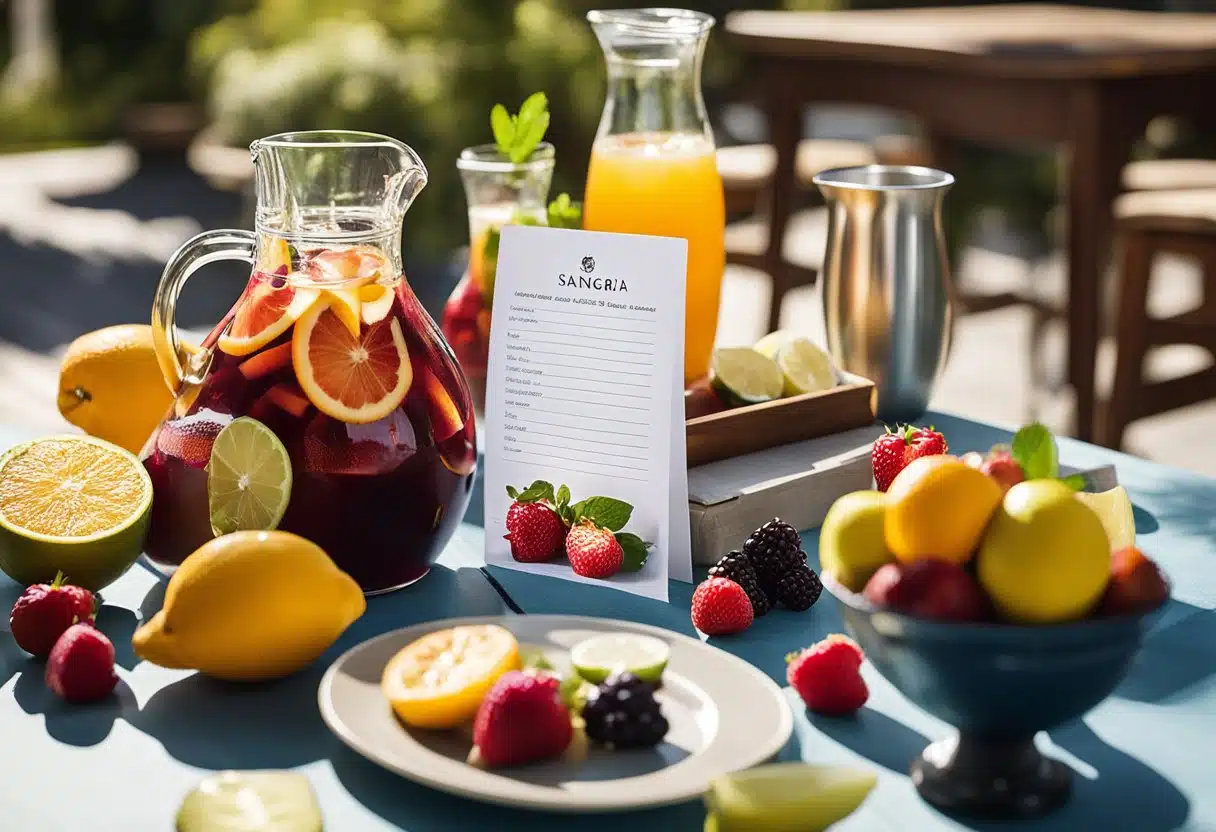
[
  {"left": 761, "top": 62, "right": 801, "bottom": 334},
  {"left": 1065, "top": 85, "right": 1130, "bottom": 442}
]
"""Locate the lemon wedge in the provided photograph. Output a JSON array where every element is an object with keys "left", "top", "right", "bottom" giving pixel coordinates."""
[{"left": 1074, "top": 485, "right": 1136, "bottom": 551}]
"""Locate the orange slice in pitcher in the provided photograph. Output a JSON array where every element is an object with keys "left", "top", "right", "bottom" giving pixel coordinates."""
[
  {"left": 359, "top": 283, "right": 396, "bottom": 325},
  {"left": 323, "top": 288, "right": 363, "bottom": 338},
  {"left": 218, "top": 279, "right": 319, "bottom": 356},
  {"left": 292, "top": 297, "right": 412, "bottom": 424}
]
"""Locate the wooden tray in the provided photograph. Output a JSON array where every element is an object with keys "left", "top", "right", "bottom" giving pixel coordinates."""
[{"left": 685, "top": 373, "right": 877, "bottom": 467}]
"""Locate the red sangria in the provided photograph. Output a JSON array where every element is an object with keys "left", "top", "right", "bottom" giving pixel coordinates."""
[{"left": 143, "top": 239, "right": 476, "bottom": 592}]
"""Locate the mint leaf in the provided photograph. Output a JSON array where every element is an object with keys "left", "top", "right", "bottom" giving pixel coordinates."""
[
  {"left": 516, "top": 480, "right": 555, "bottom": 504},
  {"left": 1059, "top": 473, "right": 1086, "bottom": 491},
  {"left": 490, "top": 104, "right": 514, "bottom": 155},
  {"left": 517, "top": 91, "right": 548, "bottom": 130},
  {"left": 616, "top": 532, "right": 650, "bottom": 572},
  {"left": 506, "top": 485, "right": 519, "bottom": 500},
  {"left": 579, "top": 496, "right": 632, "bottom": 531},
  {"left": 547, "top": 193, "right": 582, "bottom": 229},
  {"left": 1011, "top": 422, "right": 1059, "bottom": 481},
  {"left": 510, "top": 110, "right": 550, "bottom": 163}
]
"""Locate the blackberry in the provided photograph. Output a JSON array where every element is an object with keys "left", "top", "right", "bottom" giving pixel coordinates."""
[
  {"left": 776, "top": 563, "right": 823, "bottom": 611},
  {"left": 708, "top": 551, "right": 770, "bottom": 616},
  {"left": 582, "top": 672, "right": 669, "bottom": 750},
  {"left": 743, "top": 518, "right": 805, "bottom": 596}
]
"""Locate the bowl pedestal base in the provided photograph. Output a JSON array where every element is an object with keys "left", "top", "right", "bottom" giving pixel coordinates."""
[{"left": 910, "top": 733, "right": 1072, "bottom": 818}]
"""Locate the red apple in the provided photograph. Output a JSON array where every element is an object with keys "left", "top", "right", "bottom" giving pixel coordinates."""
[
  {"left": 863, "top": 559, "right": 989, "bottom": 622},
  {"left": 1099, "top": 547, "right": 1170, "bottom": 616}
]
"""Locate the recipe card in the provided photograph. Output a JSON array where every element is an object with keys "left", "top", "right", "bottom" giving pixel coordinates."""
[{"left": 483, "top": 224, "right": 691, "bottom": 601}]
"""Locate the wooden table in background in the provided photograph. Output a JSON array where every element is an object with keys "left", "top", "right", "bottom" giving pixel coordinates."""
[{"left": 725, "top": 4, "right": 1216, "bottom": 442}]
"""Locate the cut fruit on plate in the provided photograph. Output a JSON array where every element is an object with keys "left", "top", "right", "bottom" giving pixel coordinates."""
[
  {"left": 709, "top": 347, "right": 784, "bottom": 406},
  {"left": 381, "top": 624, "right": 521, "bottom": 729},
  {"left": 704, "top": 762, "right": 877, "bottom": 832},
  {"left": 360, "top": 283, "right": 396, "bottom": 325},
  {"left": 570, "top": 633, "right": 670, "bottom": 684},
  {"left": 207, "top": 416, "right": 293, "bottom": 537},
  {"left": 1074, "top": 486, "right": 1136, "bottom": 552},
  {"left": 0, "top": 435, "right": 152, "bottom": 590},
  {"left": 774, "top": 337, "right": 837, "bottom": 396},
  {"left": 292, "top": 298, "right": 413, "bottom": 424},
  {"left": 218, "top": 280, "right": 319, "bottom": 356}
]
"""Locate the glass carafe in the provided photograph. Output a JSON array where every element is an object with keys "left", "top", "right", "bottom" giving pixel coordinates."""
[
  {"left": 143, "top": 131, "right": 476, "bottom": 594},
  {"left": 583, "top": 8, "right": 725, "bottom": 385},
  {"left": 442, "top": 142, "right": 555, "bottom": 421}
]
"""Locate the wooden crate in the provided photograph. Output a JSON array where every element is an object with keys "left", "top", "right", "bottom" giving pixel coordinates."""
[{"left": 685, "top": 373, "right": 877, "bottom": 467}]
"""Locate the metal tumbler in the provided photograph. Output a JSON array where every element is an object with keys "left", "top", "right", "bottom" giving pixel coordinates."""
[{"left": 813, "top": 165, "right": 955, "bottom": 423}]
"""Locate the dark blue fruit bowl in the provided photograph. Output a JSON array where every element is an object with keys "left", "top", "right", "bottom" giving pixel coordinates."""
[{"left": 823, "top": 574, "right": 1166, "bottom": 819}]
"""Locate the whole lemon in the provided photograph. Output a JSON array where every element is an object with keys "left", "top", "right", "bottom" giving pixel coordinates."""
[
  {"left": 818, "top": 491, "right": 893, "bottom": 590},
  {"left": 132, "top": 531, "right": 365, "bottom": 681},
  {"left": 58, "top": 324, "right": 176, "bottom": 454},
  {"left": 977, "top": 480, "right": 1111, "bottom": 624},
  {"left": 884, "top": 455, "right": 1003, "bottom": 565}
]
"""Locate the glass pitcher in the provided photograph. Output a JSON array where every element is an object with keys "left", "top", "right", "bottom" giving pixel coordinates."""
[
  {"left": 441, "top": 141, "right": 555, "bottom": 421},
  {"left": 142, "top": 131, "right": 477, "bottom": 595},
  {"left": 582, "top": 8, "right": 725, "bottom": 385}
]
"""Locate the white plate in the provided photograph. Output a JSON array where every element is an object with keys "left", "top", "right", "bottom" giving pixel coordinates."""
[{"left": 318, "top": 615, "right": 793, "bottom": 813}]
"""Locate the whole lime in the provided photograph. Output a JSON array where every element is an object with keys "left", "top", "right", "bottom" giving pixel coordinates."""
[
  {"left": 818, "top": 491, "right": 893, "bottom": 591},
  {"left": 977, "top": 480, "right": 1111, "bottom": 624}
]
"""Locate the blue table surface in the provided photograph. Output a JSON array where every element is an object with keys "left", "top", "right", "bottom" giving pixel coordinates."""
[{"left": 1, "top": 412, "right": 1212, "bottom": 831}]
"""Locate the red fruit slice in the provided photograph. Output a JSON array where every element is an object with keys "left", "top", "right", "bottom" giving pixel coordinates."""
[
  {"left": 218, "top": 276, "right": 318, "bottom": 356},
  {"left": 301, "top": 410, "right": 417, "bottom": 475},
  {"left": 238, "top": 342, "right": 294, "bottom": 380},
  {"left": 155, "top": 408, "right": 232, "bottom": 467},
  {"left": 266, "top": 383, "right": 312, "bottom": 418},
  {"left": 292, "top": 298, "right": 412, "bottom": 424},
  {"left": 422, "top": 367, "right": 464, "bottom": 443}
]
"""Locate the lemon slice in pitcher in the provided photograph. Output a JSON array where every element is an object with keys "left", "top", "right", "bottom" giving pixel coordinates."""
[
  {"left": 0, "top": 435, "right": 152, "bottom": 590},
  {"left": 207, "top": 417, "right": 293, "bottom": 536},
  {"left": 709, "top": 347, "right": 784, "bottom": 406}
]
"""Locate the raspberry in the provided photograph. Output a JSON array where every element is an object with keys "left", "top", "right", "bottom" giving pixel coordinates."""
[
  {"left": 9, "top": 572, "right": 96, "bottom": 658},
  {"left": 786, "top": 635, "right": 868, "bottom": 716},
  {"left": 46, "top": 623, "right": 118, "bottom": 704},
  {"left": 690, "top": 577, "right": 753, "bottom": 635},
  {"left": 471, "top": 670, "right": 572, "bottom": 768}
]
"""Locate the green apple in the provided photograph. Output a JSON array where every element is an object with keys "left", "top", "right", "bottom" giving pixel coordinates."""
[
  {"left": 977, "top": 479, "right": 1111, "bottom": 624},
  {"left": 818, "top": 491, "right": 894, "bottom": 591},
  {"left": 704, "top": 763, "right": 877, "bottom": 831}
]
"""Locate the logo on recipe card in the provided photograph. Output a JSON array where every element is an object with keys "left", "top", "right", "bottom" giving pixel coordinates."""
[
  {"left": 559, "top": 255, "right": 627, "bottom": 293},
  {"left": 581, "top": 256, "right": 595, "bottom": 274}
]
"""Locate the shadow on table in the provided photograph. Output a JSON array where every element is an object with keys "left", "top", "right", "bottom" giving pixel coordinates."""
[
  {"left": 810, "top": 707, "right": 1190, "bottom": 831},
  {"left": 12, "top": 660, "right": 133, "bottom": 747},
  {"left": 328, "top": 745, "right": 708, "bottom": 832},
  {"left": 119, "top": 564, "right": 506, "bottom": 771},
  {"left": 1116, "top": 601, "right": 1214, "bottom": 704}
]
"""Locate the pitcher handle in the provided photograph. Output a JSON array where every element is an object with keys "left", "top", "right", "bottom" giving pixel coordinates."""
[{"left": 152, "top": 229, "right": 257, "bottom": 392}]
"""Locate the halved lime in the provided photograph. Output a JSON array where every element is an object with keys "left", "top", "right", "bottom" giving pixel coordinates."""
[
  {"left": 570, "top": 633, "right": 670, "bottom": 684},
  {"left": 0, "top": 435, "right": 151, "bottom": 590},
  {"left": 753, "top": 330, "right": 798, "bottom": 359},
  {"left": 1074, "top": 486, "right": 1135, "bottom": 551},
  {"left": 774, "top": 337, "right": 837, "bottom": 396},
  {"left": 207, "top": 416, "right": 293, "bottom": 536},
  {"left": 709, "top": 347, "right": 784, "bottom": 406},
  {"left": 705, "top": 763, "right": 877, "bottom": 831}
]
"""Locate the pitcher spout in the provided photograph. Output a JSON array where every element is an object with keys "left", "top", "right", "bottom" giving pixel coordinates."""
[{"left": 387, "top": 142, "right": 429, "bottom": 220}]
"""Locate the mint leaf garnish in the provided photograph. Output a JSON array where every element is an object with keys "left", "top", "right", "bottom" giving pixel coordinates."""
[
  {"left": 1059, "top": 473, "right": 1086, "bottom": 491},
  {"left": 616, "top": 532, "right": 650, "bottom": 572},
  {"left": 490, "top": 104, "right": 514, "bottom": 154},
  {"left": 579, "top": 496, "right": 633, "bottom": 532},
  {"left": 1011, "top": 422, "right": 1059, "bottom": 481},
  {"left": 547, "top": 193, "right": 582, "bottom": 230},
  {"left": 490, "top": 92, "right": 551, "bottom": 164}
]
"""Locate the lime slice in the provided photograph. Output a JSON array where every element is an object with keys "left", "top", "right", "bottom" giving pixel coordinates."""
[
  {"left": 1074, "top": 486, "right": 1135, "bottom": 551},
  {"left": 709, "top": 347, "right": 784, "bottom": 406},
  {"left": 774, "top": 337, "right": 837, "bottom": 396},
  {"left": 176, "top": 771, "right": 323, "bottom": 832},
  {"left": 570, "top": 633, "right": 670, "bottom": 684},
  {"left": 207, "top": 417, "right": 293, "bottom": 536},
  {"left": 0, "top": 435, "right": 152, "bottom": 590},
  {"left": 753, "top": 330, "right": 798, "bottom": 359},
  {"left": 705, "top": 763, "right": 877, "bottom": 831}
]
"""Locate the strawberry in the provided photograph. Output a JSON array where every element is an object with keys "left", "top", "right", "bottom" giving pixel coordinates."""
[
  {"left": 786, "top": 634, "right": 869, "bottom": 716},
  {"left": 9, "top": 572, "right": 96, "bottom": 658},
  {"left": 503, "top": 480, "right": 571, "bottom": 563},
  {"left": 690, "top": 577, "right": 754, "bottom": 635},
  {"left": 46, "top": 623, "right": 118, "bottom": 703},
  {"left": 566, "top": 521, "right": 624, "bottom": 578},
  {"left": 871, "top": 424, "right": 949, "bottom": 491},
  {"left": 470, "top": 670, "right": 572, "bottom": 767}
]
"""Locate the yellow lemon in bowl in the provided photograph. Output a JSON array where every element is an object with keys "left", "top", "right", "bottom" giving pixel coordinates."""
[
  {"left": 132, "top": 531, "right": 365, "bottom": 681},
  {"left": 884, "top": 455, "right": 1003, "bottom": 565}
]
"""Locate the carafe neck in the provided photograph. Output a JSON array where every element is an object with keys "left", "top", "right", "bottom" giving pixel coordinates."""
[{"left": 589, "top": 9, "right": 714, "bottom": 143}]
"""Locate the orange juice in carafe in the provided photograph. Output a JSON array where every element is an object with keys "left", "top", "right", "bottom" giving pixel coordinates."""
[
  {"left": 584, "top": 132, "right": 725, "bottom": 383},
  {"left": 583, "top": 9, "right": 725, "bottom": 384}
]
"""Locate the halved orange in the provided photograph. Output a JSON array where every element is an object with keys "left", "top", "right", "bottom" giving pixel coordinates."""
[
  {"left": 292, "top": 297, "right": 412, "bottom": 424},
  {"left": 218, "top": 279, "right": 319, "bottom": 356}
]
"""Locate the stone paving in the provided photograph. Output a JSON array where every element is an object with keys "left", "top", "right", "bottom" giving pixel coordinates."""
[{"left": 0, "top": 145, "right": 1212, "bottom": 474}]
